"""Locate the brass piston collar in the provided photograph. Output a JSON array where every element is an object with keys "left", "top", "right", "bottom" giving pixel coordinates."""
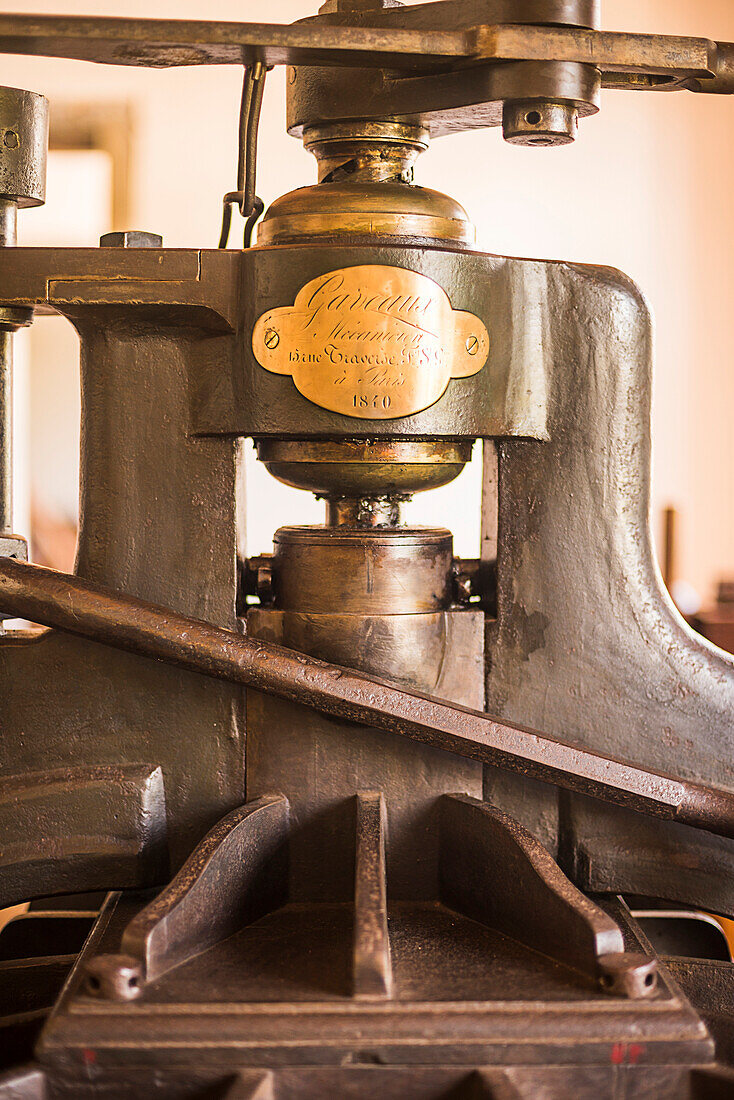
[
  {"left": 302, "top": 119, "right": 430, "bottom": 183},
  {"left": 273, "top": 525, "right": 454, "bottom": 615}
]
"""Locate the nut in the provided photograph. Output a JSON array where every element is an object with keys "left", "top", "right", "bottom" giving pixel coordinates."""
[
  {"left": 598, "top": 952, "right": 658, "bottom": 999},
  {"left": 83, "top": 954, "right": 143, "bottom": 1002},
  {"left": 99, "top": 230, "right": 163, "bottom": 248}
]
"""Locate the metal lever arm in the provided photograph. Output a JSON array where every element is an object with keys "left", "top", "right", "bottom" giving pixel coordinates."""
[
  {"left": 0, "top": 13, "right": 733, "bottom": 92},
  {"left": 1, "top": 556, "right": 733, "bottom": 842}
]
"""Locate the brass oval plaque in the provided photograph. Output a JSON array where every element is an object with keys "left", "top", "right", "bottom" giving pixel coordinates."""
[{"left": 252, "top": 265, "right": 488, "bottom": 420}]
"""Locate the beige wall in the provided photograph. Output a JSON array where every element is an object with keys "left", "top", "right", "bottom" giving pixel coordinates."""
[{"left": 2, "top": 0, "right": 734, "bottom": 600}]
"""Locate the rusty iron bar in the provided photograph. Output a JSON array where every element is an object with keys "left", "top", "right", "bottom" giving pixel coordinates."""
[{"left": 1, "top": 556, "right": 734, "bottom": 841}]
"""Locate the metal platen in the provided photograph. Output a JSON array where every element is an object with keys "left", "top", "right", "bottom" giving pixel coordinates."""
[{"left": 0, "top": 1, "right": 734, "bottom": 1096}]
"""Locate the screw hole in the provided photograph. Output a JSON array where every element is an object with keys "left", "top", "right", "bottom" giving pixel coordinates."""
[
  {"left": 128, "top": 976, "right": 139, "bottom": 988},
  {"left": 525, "top": 110, "right": 542, "bottom": 126},
  {"left": 644, "top": 973, "right": 654, "bottom": 986},
  {"left": 87, "top": 975, "right": 101, "bottom": 991}
]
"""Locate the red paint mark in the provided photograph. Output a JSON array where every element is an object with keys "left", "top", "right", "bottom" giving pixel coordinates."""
[
  {"left": 611, "top": 1043, "right": 626, "bottom": 1065},
  {"left": 610, "top": 1042, "right": 646, "bottom": 1066},
  {"left": 81, "top": 1048, "right": 96, "bottom": 1066}
]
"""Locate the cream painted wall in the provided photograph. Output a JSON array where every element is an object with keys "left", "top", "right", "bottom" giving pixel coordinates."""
[{"left": 2, "top": 0, "right": 734, "bottom": 599}]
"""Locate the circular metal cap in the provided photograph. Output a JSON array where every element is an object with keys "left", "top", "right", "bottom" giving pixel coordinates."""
[{"left": 0, "top": 87, "right": 48, "bottom": 207}]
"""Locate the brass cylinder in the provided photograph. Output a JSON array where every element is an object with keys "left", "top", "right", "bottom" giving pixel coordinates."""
[
  {"left": 0, "top": 86, "right": 48, "bottom": 208},
  {"left": 273, "top": 526, "right": 454, "bottom": 615}
]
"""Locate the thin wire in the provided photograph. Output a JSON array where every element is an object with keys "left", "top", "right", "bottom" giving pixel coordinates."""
[{"left": 219, "top": 61, "right": 267, "bottom": 249}]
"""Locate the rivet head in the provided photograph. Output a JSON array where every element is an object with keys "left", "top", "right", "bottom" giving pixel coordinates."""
[
  {"left": 264, "top": 328, "right": 280, "bottom": 350},
  {"left": 465, "top": 335, "right": 479, "bottom": 356}
]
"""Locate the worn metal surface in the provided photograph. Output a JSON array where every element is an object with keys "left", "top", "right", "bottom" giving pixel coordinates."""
[
  {"left": 0, "top": 764, "right": 167, "bottom": 909},
  {"left": 666, "top": 958, "right": 734, "bottom": 1068},
  {"left": 234, "top": 246, "right": 549, "bottom": 439},
  {"left": 482, "top": 259, "right": 734, "bottom": 917},
  {"left": 246, "top": 523, "right": 484, "bottom": 902},
  {"left": 118, "top": 795, "right": 289, "bottom": 986},
  {"left": 0, "top": 9, "right": 731, "bottom": 88},
  {"left": 0, "top": 86, "right": 47, "bottom": 209},
  {"left": 439, "top": 794, "right": 658, "bottom": 996},
  {"left": 0, "top": 247, "right": 245, "bottom": 874},
  {"left": 3, "top": 1, "right": 734, "bottom": 1088},
  {"left": 0, "top": 245, "right": 548, "bottom": 440},
  {"left": 257, "top": 440, "right": 470, "bottom": 515},
  {"left": 353, "top": 792, "right": 392, "bottom": 998},
  {"left": 9, "top": 1064, "right": 734, "bottom": 1099},
  {"left": 0, "top": 5, "right": 731, "bottom": 169},
  {"left": 35, "top": 826, "right": 712, "bottom": 1090},
  {"left": 272, "top": 526, "right": 454, "bottom": 614},
  {"left": 0, "top": 1067, "right": 45, "bottom": 1098},
  {"left": 0, "top": 13, "right": 474, "bottom": 69},
  {"left": 301, "top": 120, "right": 429, "bottom": 185},
  {"left": 2, "top": 556, "right": 734, "bottom": 844}
]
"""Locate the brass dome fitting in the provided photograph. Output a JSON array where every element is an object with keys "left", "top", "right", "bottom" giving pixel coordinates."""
[
  {"left": 257, "top": 117, "right": 475, "bottom": 247},
  {"left": 256, "top": 179, "right": 474, "bottom": 247}
]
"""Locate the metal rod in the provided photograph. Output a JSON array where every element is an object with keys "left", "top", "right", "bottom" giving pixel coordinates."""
[
  {"left": 1, "top": 556, "right": 733, "bottom": 841},
  {"left": 0, "top": 328, "right": 12, "bottom": 535},
  {"left": 0, "top": 200, "right": 17, "bottom": 535}
]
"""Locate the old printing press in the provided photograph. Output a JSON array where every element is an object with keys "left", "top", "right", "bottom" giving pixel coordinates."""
[{"left": 0, "top": 2, "right": 734, "bottom": 1096}]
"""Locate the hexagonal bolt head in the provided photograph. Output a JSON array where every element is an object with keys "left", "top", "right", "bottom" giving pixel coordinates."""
[
  {"left": 319, "top": 0, "right": 398, "bottom": 11},
  {"left": 0, "top": 535, "right": 27, "bottom": 562},
  {"left": 257, "top": 562, "right": 275, "bottom": 605},
  {"left": 100, "top": 230, "right": 163, "bottom": 248}
]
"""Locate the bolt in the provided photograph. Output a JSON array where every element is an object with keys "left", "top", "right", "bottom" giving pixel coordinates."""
[
  {"left": 264, "top": 328, "right": 280, "bottom": 350},
  {"left": 3, "top": 130, "right": 18, "bottom": 149},
  {"left": 465, "top": 335, "right": 479, "bottom": 356},
  {"left": 288, "top": 68, "right": 297, "bottom": 84},
  {"left": 257, "top": 562, "right": 274, "bottom": 605},
  {"left": 452, "top": 560, "right": 476, "bottom": 605},
  {"left": 99, "top": 230, "right": 163, "bottom": 248}
]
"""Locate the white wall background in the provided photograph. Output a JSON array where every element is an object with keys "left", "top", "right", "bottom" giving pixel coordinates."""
[{"left": 2, "top": 0, "right": 734, "bottom": 599}]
